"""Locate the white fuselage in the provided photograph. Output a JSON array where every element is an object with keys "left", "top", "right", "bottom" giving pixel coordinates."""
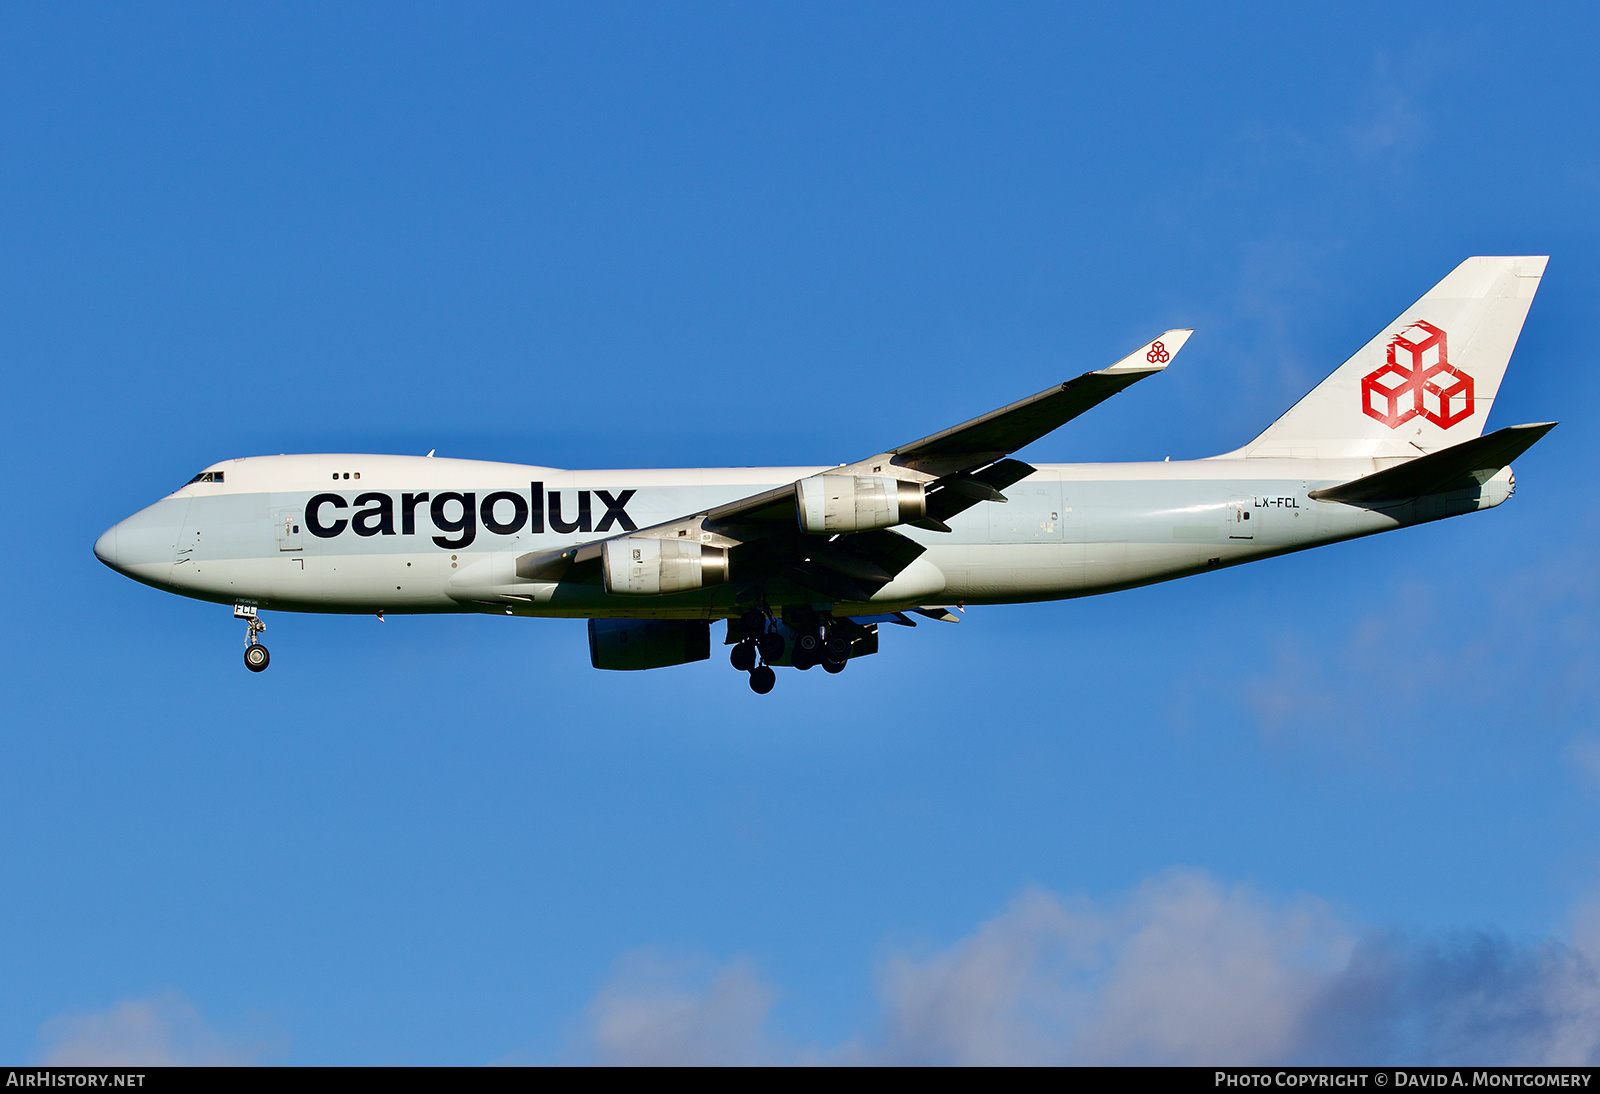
[{"left": 93, "top": 452, "right": 1512, "bottom": 618}]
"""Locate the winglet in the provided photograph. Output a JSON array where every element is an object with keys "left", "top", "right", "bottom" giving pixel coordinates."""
[{"left": 1101, "top": 329, "right": 1193, "bottom": 374}]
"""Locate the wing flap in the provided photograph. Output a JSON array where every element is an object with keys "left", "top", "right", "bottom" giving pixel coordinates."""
[{"left": 922, "top": 458, "right": 1037, "bottom": 523}]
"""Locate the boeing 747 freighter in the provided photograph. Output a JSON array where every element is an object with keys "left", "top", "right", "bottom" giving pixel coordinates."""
[{"left": 95, "top": 257, "right": 1554, "bottom": 693}]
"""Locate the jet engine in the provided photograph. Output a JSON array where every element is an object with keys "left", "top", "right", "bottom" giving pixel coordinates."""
[
  {"left": 588, "top": 619, "right": 711, "bottom": 670},
  {"left": 602, "top": 537, "right": 730, "bottom": 595},
  {"left": 796, "top": 475, "right": 926, "bottom": 534}
]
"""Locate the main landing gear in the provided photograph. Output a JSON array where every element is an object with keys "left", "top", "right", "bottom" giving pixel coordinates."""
[
  {"left": 236, "top": 603, "right": 269, "bottom": 672},
  {"left": 791, "top": 627, "right": 850, "bottom": 673},
  {"left": 730, "top": 609, "right": 853, "bottom": 694},
  {"left": 731, "top": 609, "right": 777, "bottom": 693}
]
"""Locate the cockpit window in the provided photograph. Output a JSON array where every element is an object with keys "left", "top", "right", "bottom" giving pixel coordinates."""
[{"left": 186, "top": 471, "right": 225, "bottom": 484}]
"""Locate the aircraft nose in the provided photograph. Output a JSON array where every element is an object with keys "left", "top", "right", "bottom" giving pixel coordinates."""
[{"left": 94, "top": 524, "right": 121, "bottom": 570}]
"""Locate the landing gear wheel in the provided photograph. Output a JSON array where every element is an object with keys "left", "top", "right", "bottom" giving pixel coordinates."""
[
  {"left": 748, "top": 665, "right": 776, "bottom": 694},
  {"left": 796, "top": 632, "right": 820, "bottom": 655},
  {"left": 730, "top": 642, "right": 757, "bottom": 672},
  {"left": 823, "top": 657, "right": 847, "bottom": 674},
  {"left": 758, "top": 631, "right": 786, "bottom": 662},
  {"left": 236, "top": 604, "right": 268, "bottom": 669},
  {"left": 825, "top": 635, "right": 850, "bottom": 660},
  {"left": 740, "top": 609, "right": 767, "bottom": 640},
  {"left": 793, "top": 648, "right": 817, "bottom": 671}
]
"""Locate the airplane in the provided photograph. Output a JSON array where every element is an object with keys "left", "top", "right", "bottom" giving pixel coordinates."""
[{"left": 94, "top": 256, "right": 1554, "bottom": 694}]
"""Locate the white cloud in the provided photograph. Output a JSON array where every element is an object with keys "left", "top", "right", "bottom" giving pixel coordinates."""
[
  {"left": 563, "top": 870, "right": 1600, "bottom": 1066},
  {"left": 1073, "top": 873, "right": 1350, "bottom": 1064},
  {"left": 576, "top": 951, "right": 785, "bottom": 1066},
  {"left": 36, "top": 991, "right": 270, "bottom": 1067},
  {"left": 869, "top": 872, "right": 1350, "bottom": 1065},
  {"left": 866, "top": 888, "right": 1092, "bottom": 1065}
]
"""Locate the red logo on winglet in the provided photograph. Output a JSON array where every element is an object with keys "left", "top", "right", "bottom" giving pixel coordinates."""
[{"left": 1360, "top": 321, "right": 1474, "bottom": 429}]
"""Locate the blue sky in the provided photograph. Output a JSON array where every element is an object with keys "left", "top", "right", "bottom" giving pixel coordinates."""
[{"left": 3, "top": 1, "right": 1600, "bottom": 1065}]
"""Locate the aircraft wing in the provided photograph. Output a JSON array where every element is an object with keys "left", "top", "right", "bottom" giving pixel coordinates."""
[
  {"left": 515, "top": 330, "right": 1190, "bottom": 601},
  {"left": 698, "top": 328, "right": 1192, "bottom": 535},
  {"left": 840, "top": 328, "right": 1192, "bottom": 480}
]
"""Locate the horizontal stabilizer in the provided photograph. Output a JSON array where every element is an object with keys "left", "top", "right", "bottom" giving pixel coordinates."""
[{"left": 1308, "top": 422, "right": 1556, "bottom": 505}]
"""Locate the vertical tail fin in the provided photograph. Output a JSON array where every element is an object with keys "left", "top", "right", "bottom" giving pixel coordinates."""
[{"left": 1227, "top": 256, "right": 1547, "bottom": 459}]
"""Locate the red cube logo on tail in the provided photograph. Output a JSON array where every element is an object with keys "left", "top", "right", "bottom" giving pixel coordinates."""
[{"left": 1361, "top": 320, "right": 1474, "bottom": 429}]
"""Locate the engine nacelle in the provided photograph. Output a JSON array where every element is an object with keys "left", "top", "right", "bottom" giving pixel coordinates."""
[
  {"left": 602, "top": 537, "right": 730, "bottom": 595},
  {"left": 796, "top": 475, "right": 926, "bottom": 534},
  {"left": 588, "top": 619, "right": 710, "bottom": 670}
]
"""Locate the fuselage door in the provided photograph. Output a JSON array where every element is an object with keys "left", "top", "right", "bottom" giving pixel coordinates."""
[
  {"left": 1227, "top": 496, "right": 1254, "bottom": 540},
  {"left": 275, "top": 508, "right": 304, "bottom": 552}
]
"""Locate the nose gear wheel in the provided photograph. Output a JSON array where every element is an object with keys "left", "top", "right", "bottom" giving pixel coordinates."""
[{"left": 235, "top": 603, "right": 270, "bottom": 672}]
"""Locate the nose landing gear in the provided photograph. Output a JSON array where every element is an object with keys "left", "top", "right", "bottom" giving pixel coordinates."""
[{"left": 235, "top": 603, "right": 270, "bottom": 672}]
